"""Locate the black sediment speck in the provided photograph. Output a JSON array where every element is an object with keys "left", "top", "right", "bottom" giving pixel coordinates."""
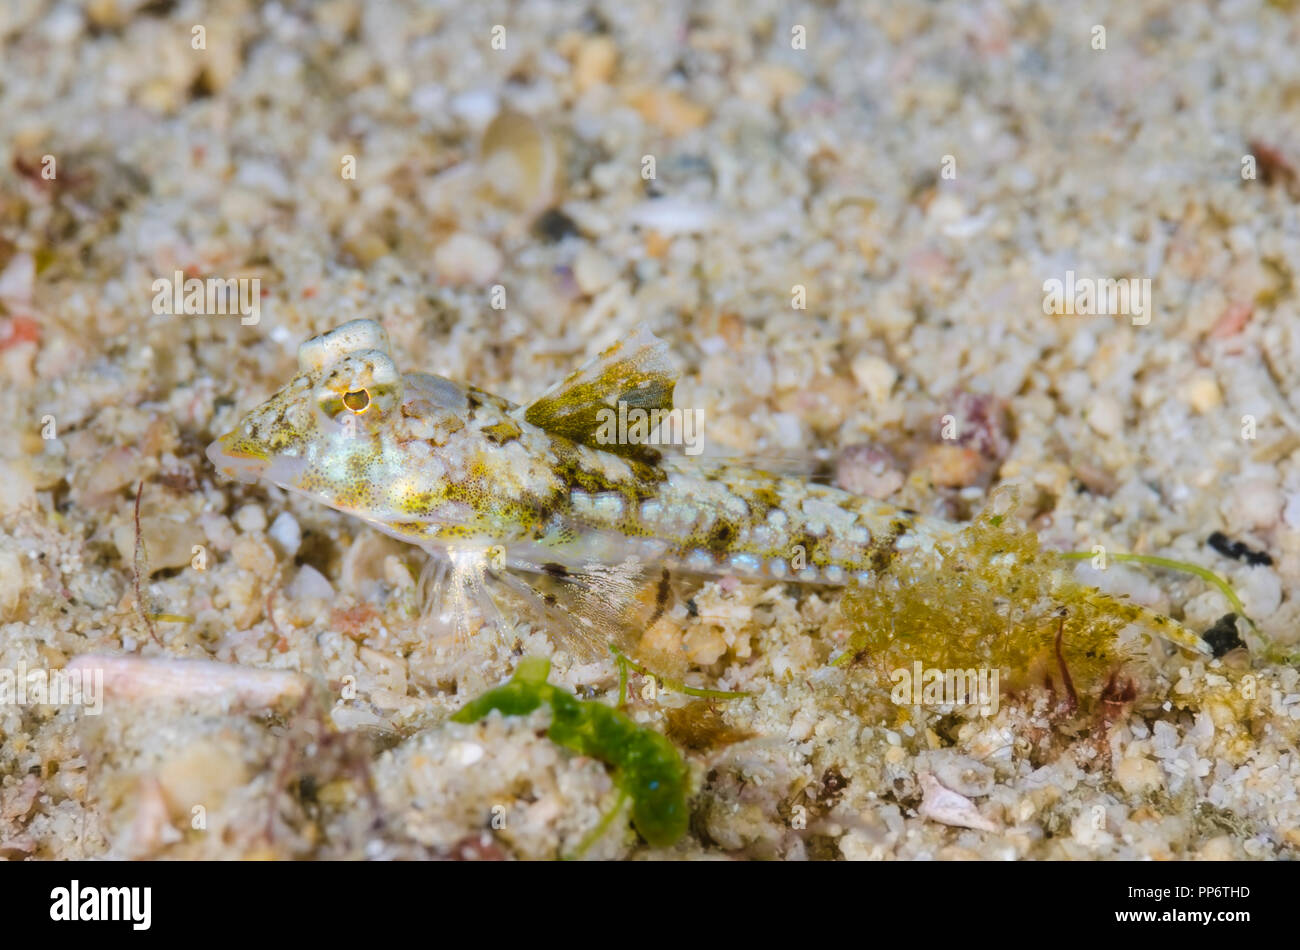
[
  {"left": 1202, "top": 613, "right": 1246, "bottom": 658},
  {"left": 534, "top": 207, "right": 581, "bottom": 242},
  {"left": 1207, "top": 530, "right": 1272, "bottom": 566}
]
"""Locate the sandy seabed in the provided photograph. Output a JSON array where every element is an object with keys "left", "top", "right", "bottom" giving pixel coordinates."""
[{"left": 1, "top": 0, "right": 1299, "bottom": 860}]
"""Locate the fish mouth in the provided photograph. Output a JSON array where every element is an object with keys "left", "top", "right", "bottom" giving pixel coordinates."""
[
  {"left": 206, "top": 431, "right": 271, "bottom": 485},
  {"left": 207, "top": 431, "right": 309, "bottom": 489}
]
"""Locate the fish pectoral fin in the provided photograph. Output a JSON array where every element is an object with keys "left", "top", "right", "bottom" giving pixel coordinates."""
[
  {"left": 517, "top": 324, "right": 678, "bottom": 464},
  {"left": 416, "top": 548, "right": 515, "bottom": 653},
  {"left": 491, "top": 555, "right": 675, "bottom": 664}
]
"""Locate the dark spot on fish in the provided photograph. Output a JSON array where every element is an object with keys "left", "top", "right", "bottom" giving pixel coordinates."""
[
  {"left": 542, "top": 562, "right": 569, "bottom": 578},
  {"left": 868, "top": 518, "right": 910, "bottom": 575},
  {"left": 624, "top": 455, "right": 666, "bottom": 484},
  {"left": 524, "top": 488, "right": 564, "bottom": 527},
  {"left": 706, "top": 520, "right": 736, "bottom": 556},
  {"left": 746, "top": 485, "right": 781, "bottom": 520},
  {"left": 549, "top": 441, "right": 664, "bottom": 505},
  {"left": 791, "top": 533, "right": 823, "bottom": 567}
]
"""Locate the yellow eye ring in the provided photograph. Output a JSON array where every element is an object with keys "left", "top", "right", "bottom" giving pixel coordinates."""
[{"left": 342, "top": 389, "right": 370, "bottom": 412}]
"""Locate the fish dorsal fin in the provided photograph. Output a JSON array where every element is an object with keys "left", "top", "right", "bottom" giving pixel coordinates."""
[{"left": 519, "top": 324, "right": 678, "bottom": 463}]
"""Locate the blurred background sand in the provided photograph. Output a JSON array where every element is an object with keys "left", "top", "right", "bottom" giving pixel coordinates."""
[{"left": 1, "top": 0, "right": 1299, "bottom": 859}]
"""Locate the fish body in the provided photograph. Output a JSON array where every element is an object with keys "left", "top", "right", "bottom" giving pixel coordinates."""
[
  {"left": 208, "top": 319, "right": 1210, "bottom": 655},
  {"left": 208, "top": 321, "right": 951, "bottom": 579}
]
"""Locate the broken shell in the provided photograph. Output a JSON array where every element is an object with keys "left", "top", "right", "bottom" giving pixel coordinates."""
[
  {"left": 479, "top": 109, "right": 564, "bottom": 215},
  {"left": 66, "top": 655, "right": 308, "bottom": 709},
  {"left": 917, "top": 771, "right": 999, "bottom": 832},
  {"left": 127, "top": 777, "right": 180, "bottom": 858},
  {"left": 922, "top": 750, "right": 996, "bottom": 798}
]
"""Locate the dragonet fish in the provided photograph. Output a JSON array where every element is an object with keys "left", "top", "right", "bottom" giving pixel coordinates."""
[{"left": 207, "top": 320, "right": 1211, "bottom": 657}]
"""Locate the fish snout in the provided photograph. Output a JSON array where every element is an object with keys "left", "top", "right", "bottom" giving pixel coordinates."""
[{"left": 206, "top": 431, "right": 269, "bottom": 484}]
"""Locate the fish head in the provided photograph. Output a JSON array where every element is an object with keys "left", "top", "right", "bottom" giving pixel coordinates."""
[{"left": 206, "top": 319, "right": 410, "bottom": 515}]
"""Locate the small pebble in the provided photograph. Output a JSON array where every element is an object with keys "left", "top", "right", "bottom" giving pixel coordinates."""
[
  {"left": 0, "top": 549, "right": 26, "bottom": 614},
  {"left": 1085, "top": 395, "right": 1123, "bottom": 437},
  {"left": 1284, "top": 493, "right": 1300, "bottom": 530},
  {"left": 0, "top": 458, "right": 37, "bottom": 514},
  {"left": 850, "top": 353, "right": 898, "bottom": 404},
  {"left": 230, "top": 535, "right": 277, "bottom": 577},
  {"left": 943, "top": 391, "right": 1012, "bottom": 461},
  {"left": 769, "top": 412, "right": 804, "bottom": 449},
  {"left": 449, "top": 88, "right": 498, "bottom": 128},
  {"left": 434, "top": 232, "right": 503, "bottom": 286},
  {"left": 452, "top": 741, "right": 486, "bottom": 766},
  {"left": 626, "top": 197, "right": 719, "bottom": 235},
  {"left": 629, "top": 88, "right": 709, "bottom": 136},
  {"left": 114, "top": 517, "right": 204, "bottom": 573},
  {"left": 1222, "top": 478, "right": 1282, "bottom": 532},
  {"left": 573, "top": 36, "right": 617, "bottom": 92},
  {"left": 1238, "top": 568, "right": 1282, "bottom": 619},
  {"left": 431, "top": 232, "right": 501, "bottom": 285},
  {"left": 573, "top": 246, "right": 618, "bottom": 295},
  {"left": 684, "top": 626, "right": 727, "bottom": 665},
  {"left": 287, "top": 564, "right": 335, "bottom": 602},
  {"left": 268, "top": 510, "right": 301, "bottom": 557},
  {"left": 234, "top": 503, "right": 267, "bottom": 533},
  {"left": 835, "top": 444, "right": 904, "bottom": 499},
  {"left": 0, "top": 252, "right": 34, "bottom": 303},
  {"left": 1115, "top": 755, "right": 1164, "bottom": 795},
  {"left": 915, "top": 444, "right": 984, "bottom": 488},
  {"left": 1181, "top": 374, "right": 1222, "bottom": 413}
]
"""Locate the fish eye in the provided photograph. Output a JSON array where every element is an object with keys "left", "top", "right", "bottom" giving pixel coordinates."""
[{"left": 342, "top": 389, "right": 370, "bottom": 412}]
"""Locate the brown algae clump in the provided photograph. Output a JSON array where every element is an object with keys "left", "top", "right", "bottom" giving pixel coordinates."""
[{"left": 840, "top": 490, "right": 1194, "bottom": 707}]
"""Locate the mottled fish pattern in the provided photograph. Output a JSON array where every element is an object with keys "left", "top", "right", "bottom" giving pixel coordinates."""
[{"left": 207, "top": 320, "right": 1211, "bottom": 656}]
